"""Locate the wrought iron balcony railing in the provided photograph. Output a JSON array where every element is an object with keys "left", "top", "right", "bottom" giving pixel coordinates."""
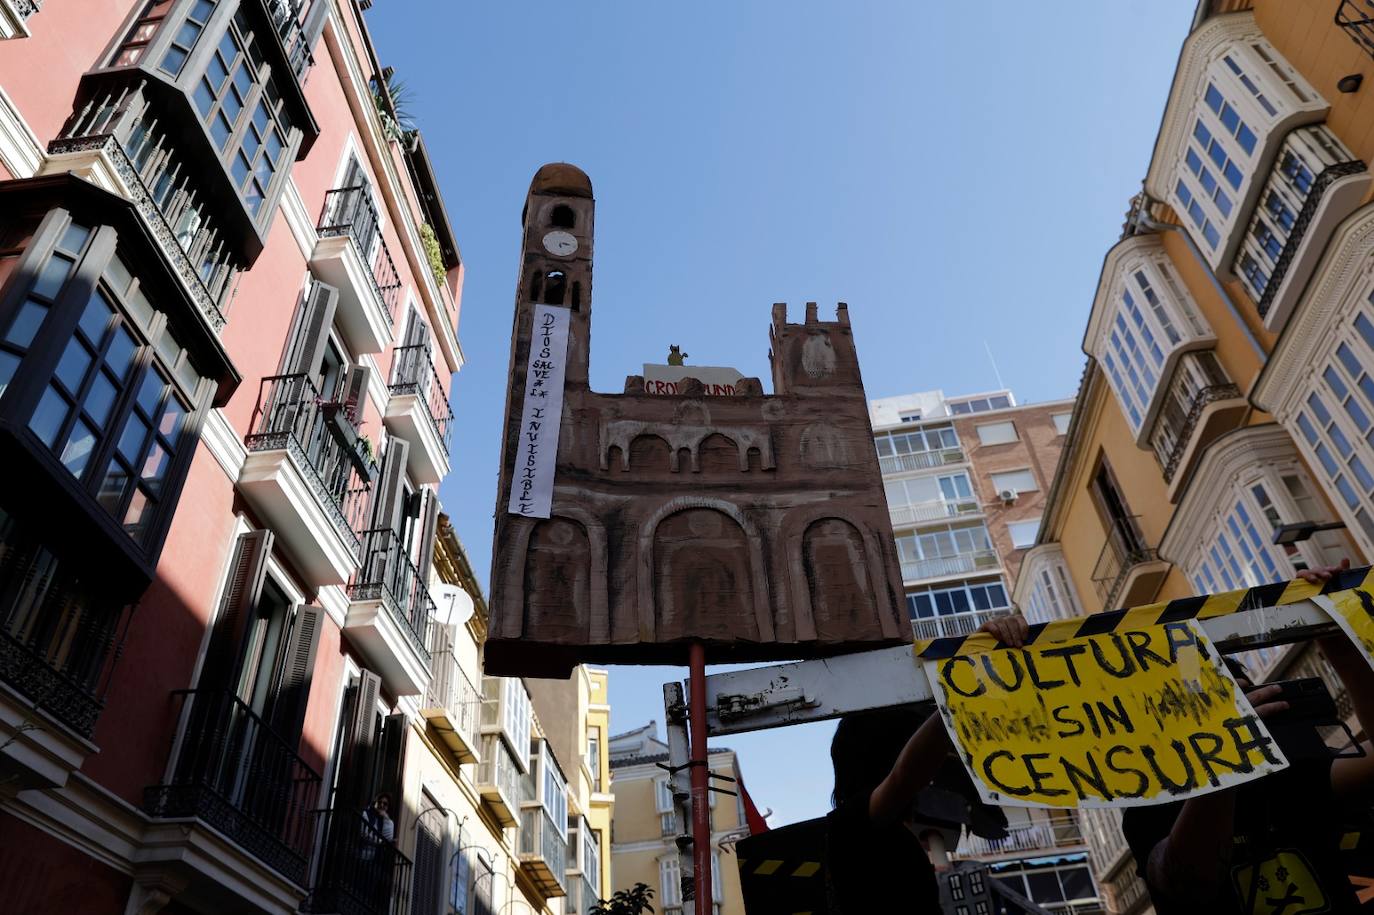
[
  {"left": 900, "top": 550, "right": 999, "bottom": 583},
  {"left": 351, "top": 528, "right": 434, "bottom": 664},
  {"left": 245, "top": 373, "right": 374, "bottom": 549},
  {"left": 264, "top": 0, "right": 317, "bottom": 78},
  {"left": 956, "top": 815, "right": 1086, "bottom": 858},
  {"left": 911, "top": 607, "right": 1011, "bottom": 641},
  {"left": 12, "top": 0, "right": 41, "bottom": 22},
  {"left": 1339, "top": 1, "right": 1374, "bottom": 61},
  {"left": 1090, "top": 516, "right": 1156, "bottom": 610},
  {"left": 422, "top": 623, "right": 480, "bottom": 752},
  {"left": 51, "top": 80, "right": 236, "bottom": 330},
  {"left": 304, "top": 805, "right": 412, "bottom": 915},
  {"left": 144, "top": 689, "right": 322, "bottom": 886},
  {"left": 1148, "top": 351, "right": 1240, "bottom": 482},
  {"left": 319, "top": 186, "right": 402, "bottom": 326},
  {"left": 389, "top": 344, "right": 453, "bottom": 455},
  {"left": 878, "top": 447, "right": 966, "bottom": 476},
  {"left": 0, "top": 528, "right": 131, "bottom": 738}
]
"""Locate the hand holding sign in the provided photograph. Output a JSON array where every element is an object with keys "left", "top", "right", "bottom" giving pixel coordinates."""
[{"left": 925, "top": 621, "right": 1288, "bottom": 808}]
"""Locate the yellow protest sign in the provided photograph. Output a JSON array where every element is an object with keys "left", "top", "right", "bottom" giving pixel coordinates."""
[
  {"left": 1316, "top": 586, "right": 1374, "bottom": 666},
  {"left": 924, "top": 620, "right": 1289, "bottom": 808}
]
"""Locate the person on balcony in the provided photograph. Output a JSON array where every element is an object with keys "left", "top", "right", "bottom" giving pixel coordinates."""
[
  {"left": 1123, "top": 560, "right": 1374, "bottom": 913},
  {"left": 826, "top": 614, "right": 1028, "bottom": 911},
  {"left": 360, "top": 792, "right": 396, "bottom": 907}
]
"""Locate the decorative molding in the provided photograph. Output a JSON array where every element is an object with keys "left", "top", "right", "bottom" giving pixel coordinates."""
[
  {"left": 281, "top": 178, "right": 319, "bottom": 261},
  {"left": 360, "top": 353, "right": 389, "bottom": 418},
  {"left": 199, "top": 408, "right": 246, "bottom": 480},
  {"left": 0, "top": 83, "right": 42, "bottom": 178},
  {"left": 4, "top": 771, "right": 147, "bottom": 876},
  {"left": 317, "top": 584, "right": 349, "bottom": 629},
  {"left": 1010, "top": 543, "right": 1065, "bottom": 610},
  {"left": 1159, "top": 424, "right": 1296, "bottom": 563},
  {"left": 1254, "top": 202, "right": 1374, "bottom": 418}
]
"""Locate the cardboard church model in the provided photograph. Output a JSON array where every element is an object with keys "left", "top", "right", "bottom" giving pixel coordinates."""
[{"left": 487, "top": 164, "right": 906, "bottom": 676}]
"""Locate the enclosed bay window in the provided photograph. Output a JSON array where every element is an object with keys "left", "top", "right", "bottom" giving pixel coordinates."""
[
  {"left": 906, "top": 578, "right": 1008, "bottom": 621},
  {"left": 874, "top": 424, "right": 961, "bottom": 474},
  {"left": 1020, "top": 549, "right": 1083, "bottom": 625},
  {"left": 1089, "top": 237, "right": 1214, "bottom": 440},
  {"left": 896, "top": 522, "right": 996, "bottom": 582},
  {"left": 884, "top": 472, "right": 976, "bottom": 525}
]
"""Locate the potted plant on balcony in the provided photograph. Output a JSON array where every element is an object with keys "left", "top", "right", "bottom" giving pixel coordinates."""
[{"left": 590, "top": 883, "right": 655, "bottom": 915}]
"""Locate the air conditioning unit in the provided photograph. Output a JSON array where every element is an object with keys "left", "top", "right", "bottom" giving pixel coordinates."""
[{"left": 998, "top": 488, "right": 1018, "bottom": 504}]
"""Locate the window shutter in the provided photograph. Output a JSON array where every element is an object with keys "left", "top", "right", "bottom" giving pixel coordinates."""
[
  {"left": 339, "top": 668, "right": 382, "bottom": 811},
  {"left": 377, "top": 711, "right": 408, "bottom": 807},
  {"left": 282, "top": 280, "right": 339, "bottom": 379},
  {"left": 340, "top": 362, "right": 371, "bottom": 425},
  {"left": 414, "top": 489, "right": 440, "bottom": 582},
  {"left": 199, "top": 529, "right": 273, "bottom": 691},
  {"left": 271, "top": 603, "right": 323, "bottom": 746},
  {"left": 405, "top": 308, "right": 430, "bottom": 349},
  {"left": 371, "top": 437, "right": 411, "bottom": 534}
]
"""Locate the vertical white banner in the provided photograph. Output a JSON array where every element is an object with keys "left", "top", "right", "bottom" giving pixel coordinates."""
[{"left": 507, "top": 304, "right": 570, "bottom": 518}]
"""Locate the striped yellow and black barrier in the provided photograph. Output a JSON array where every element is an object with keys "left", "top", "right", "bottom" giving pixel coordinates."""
[
  {"left": 736, "top": 817, "right": 827, "bottom": 915},
  {"left": 912, "top": 566, "right": 1374, "bottom": 661}
]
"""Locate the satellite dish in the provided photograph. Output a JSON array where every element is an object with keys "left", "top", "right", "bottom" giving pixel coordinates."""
[{"left": 432, "top": 583, "right": 475, "bottom": 626}]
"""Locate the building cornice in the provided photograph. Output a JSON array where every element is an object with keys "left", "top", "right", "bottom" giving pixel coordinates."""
[
  {"left": 1143, "top": 11, "right": 1263, "bottom": 200},
  {"left": 1158, "top": 423, "right": 1293, "bottom": 563},
  {"left": 1037, "top": 361, "right": 1103, "bottom": 542},
  {"left": 1083, "top": 234, "right": 1169, "bottom": 355},
  {"left": 1252, "top": 202, "right": 1374, "bottom": 419}
]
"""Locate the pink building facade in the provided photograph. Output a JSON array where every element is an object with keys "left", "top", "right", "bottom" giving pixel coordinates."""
[{"left": 0, "top": 2, "right": 463, "bottom": 912}]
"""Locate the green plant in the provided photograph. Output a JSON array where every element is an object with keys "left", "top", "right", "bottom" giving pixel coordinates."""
[
  {"left": 371, "top": 70, "right": 414, "bottom": 142},
  {"left": 420, "top": 223, "right": 446, "bottom": 287},
  {"left": 356, "top": 433, "right": 375, "bottom": 465},
  {"left": 589, "top": 883, "right": 655, "bottom": 915}
]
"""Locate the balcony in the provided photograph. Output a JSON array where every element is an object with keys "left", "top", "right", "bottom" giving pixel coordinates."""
[
  {"left": 46, "top": 81, "right": 236, "bottom": 334},
  {"left": 911, "top": 607, "right": 1011, "bottom": 641},
  {"left": 0, "top": 0, "right": 39, "bottom": 39},
  {"left": 565, "top": 871, "right": 597, "bottom": 915},
  {"left": 264, "top": 0, "right": 318, "bottom": 80},
  {"left": 1091, "top": 517, "right": 1169, "bottom": 611},
  {"left": 303, "top": 806, "right": 412, "bottom": 915},
  {"left": 878, "top": 447, "right": 965, "bottom": 475},
  {"left": 518, "top": 807, "right": 568, "bottom": 898},
  {"left": 901, "top": 550, "right": 999, "bottom": 584},
  {"left": 311, "top": 187, "right": 402, "bottom": 354},
  {"left": 346, "top": 529, "right": 434, "bottom": 697},
  {"left": 241, "top": 374, "right": 373, "bottom": 587},
  {"left": 957, "top": 813, "right": 1085, "bottom": 861},
  {"left": 888, "top": 497, "right": 980, "bottom": 528},
  {"left": 0, "top": 521, "right": 136, "bottom": 790},
  {"left": 1148, "top": 351, "right": 1246, "bottom": 494},
  {"left": 143, "top": 690, "right": 322, "bottom": 892},
  {"left": 1340, "top": 1, "right": 1374, "bottom": 60},
  {"left": 476, "top": 734, "right": 522, "bottom": 827},
  {"left": 1233, "top": 124, "right": 1369, "bottom": 331},
  {"left": 419, "top": 624, "right": 480, "bottom": 764},
  {"left": 384, "top": 345, "right": 452, "bottom": 485}
]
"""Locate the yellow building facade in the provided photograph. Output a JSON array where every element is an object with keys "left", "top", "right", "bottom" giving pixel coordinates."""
[
  {"left": 1017, "top": 2, "right": 1374, "bottom": 911},
  {"left": 608, "top": 724, "right": 749, "bottom": 915}
]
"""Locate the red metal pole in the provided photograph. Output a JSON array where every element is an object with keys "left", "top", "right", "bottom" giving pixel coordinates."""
[{"left": 688, "top": 642, "right": 714, "bottom": 915}]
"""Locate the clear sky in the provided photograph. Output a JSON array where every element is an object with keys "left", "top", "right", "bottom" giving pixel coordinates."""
[{"left": 368, "top": 1, "right": 1198, "bottom": 831}]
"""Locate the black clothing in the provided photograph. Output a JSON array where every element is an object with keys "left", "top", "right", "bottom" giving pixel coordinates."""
[
  {"left": 826, "top": 793, "right": 939, "bottom": 913},
  {"left": 1122, "top": 759, "right": 1358, "bottom": 914}
]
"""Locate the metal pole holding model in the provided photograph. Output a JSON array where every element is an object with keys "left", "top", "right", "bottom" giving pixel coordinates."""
[{"left": 688, "top": 643, "right": 714, "bottom": 915}]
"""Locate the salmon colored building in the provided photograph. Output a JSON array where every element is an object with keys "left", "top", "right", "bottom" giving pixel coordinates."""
[
  {"left": 1018, "top": 2, "right": 1374, "bottom": 911},
  {"left": 0, "top": 2, "right": 471, "bottom": 913}
]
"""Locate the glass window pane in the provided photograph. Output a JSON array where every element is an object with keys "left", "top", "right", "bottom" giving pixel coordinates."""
[
  {"left": 160, "top": 45, "right": 189, "bottom": 76},
  {"left": 85, "top": 373, "right": 117, "bottom": 428},
  {"left": 989, "top": 583, "right": 1008, "bottom": 606},
  {"left": 970, "top": 586, "right": 990, "bottom": 611},
  {"left": 5, "top": 299, "right": 48, "bottom": 347},
  {"left": 141, "top": 443, "right": 170, "bottom": 490},
  {"left": 136, "top": 371, "right": 164, "bottom": 417},
  {"left": 97, "top": 461, "right": 131, "bottom": 514},
  {"left": 117, "top": 415, "right": 149, "bottom": 464},
  {"left": 105, "top": 326, "right": 138, "bottom": 380},
  {"left": 0, "top": 350, "right": 18, "bottom": 397},
  {"left": 59, "top": 222, "right": 91, "bottom": 253},
  {"left": 60, "top": 419, "right": 98, "bottom": 477},
  {"left": 212, "top": 113, "right": 232, "bottom": 149},
  {"left": 78, "top": 292, "right": 114, "bottom": 341},
  {"left": 33, "top": 254, "right": 73, "bottom": 299},
  {"left": 194, "top": 80, "right": 216, "bottom": 116},
  {"left": 948, "top": 589, "right": 971, "bottom": 614},
  {"left": 54, "top": 338, "right": 92, "bottom": 394},
  {"left": 29, "top": 385, "right": 70, "bottom": 447},
  {"left": 252, "top": 101, "right": 270, "bottom": 133},
  {"left": 208, "top": 54, "right": 229, "bottom": 92}
]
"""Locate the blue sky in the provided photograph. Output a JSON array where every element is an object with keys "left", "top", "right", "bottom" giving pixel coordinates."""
[{"left": 368, "top": 1, "right": 1197, "bottom": 831}]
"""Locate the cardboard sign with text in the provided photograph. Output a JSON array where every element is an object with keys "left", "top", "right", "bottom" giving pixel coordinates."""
[
  {"left": 925, "top": 621, "right": 1289, "bottom": 808},
  {"left": 1316, "top": 586, "right": 1374, "bottom": 669}
]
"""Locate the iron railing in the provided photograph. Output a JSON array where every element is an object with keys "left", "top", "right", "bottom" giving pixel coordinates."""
[
  {"left": 351, "top": 529, "right": 434, "bottom": 664},
  {"left": 1338, "top": 1, "right": 1374, "bottom": 61},
  {"left": 957, "top": 813, "right": 1085, "bottom": 858},
  {"left": 911, "top": 607, "right": 1010, "bottom": 641},
  {"left": 878, "top": 447, "right": 965, "bottom": 475},
  {"left": 245, "top": 373, "right": 374, "bottom": 550},
  {"left": 422, "top": 624, "right": 480, "bottom": 748},
  {"left": 0, "top": 528, "right": 131, "bottom": 737},
  {"left": 13, "top": 0, "right": 41, "bottom": 21},
  {"left": 50, "top": 80, "right": 235, "bottom": 329},
  {"left": 304, "top": 806, "right": 412, "bottom": 915},
  {"left": 1148, "top": 351, "right": 1240, "bottom": 482},
  {"left": 900, "top": 550, "right": 999, "bottom": 583},
  {"left": 319, "top": 186, "right": 402, "bottom": 326},
  {"left": 1090, "top": 516, "right": 1156, "bottom": 609},
  {"left": 389, "top": 344, "right": 453, "bottom": 455},
  {"left": 263, "top": 0, "right": 317, "bottom": 78},
  {"left": 888, "top": 498, "right": 980, "bottom": 528},
  {"left": 144, "top": 689, "right": 322, "bottom": 886}
]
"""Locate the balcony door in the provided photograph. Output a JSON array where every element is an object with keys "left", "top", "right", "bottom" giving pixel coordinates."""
[{"left": 1090, "top": 459, "right": 1144, "bottom": 555}]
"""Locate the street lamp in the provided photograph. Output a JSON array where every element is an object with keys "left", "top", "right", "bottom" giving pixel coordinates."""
[{"left": 1272, "top": 520, "right": 1347, "bottom": 545}]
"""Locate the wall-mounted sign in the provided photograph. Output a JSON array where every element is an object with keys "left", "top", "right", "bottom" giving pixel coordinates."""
[
  {"left": 506, "top": 304, "right": 570, "bottom": 519},
  {"left": 642, "top": 364, "right": 745, "bottom": 396}
]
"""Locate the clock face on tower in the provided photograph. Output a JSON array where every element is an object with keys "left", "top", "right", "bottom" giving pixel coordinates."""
[{"left": 542, "top": 230, "right": 578, "bottom": 257}]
